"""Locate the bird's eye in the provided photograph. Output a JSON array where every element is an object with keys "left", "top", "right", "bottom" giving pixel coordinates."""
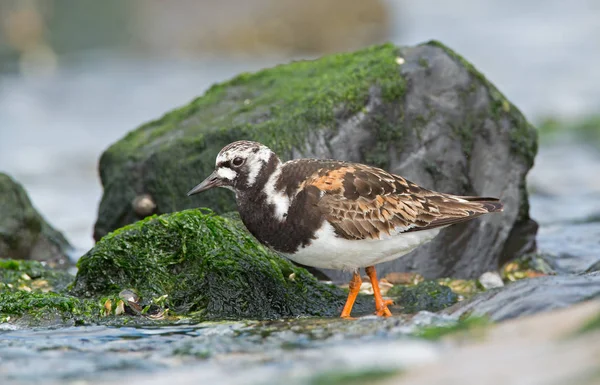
[{"left": 232, "top": 157, "right": 244, "bottom": 167}]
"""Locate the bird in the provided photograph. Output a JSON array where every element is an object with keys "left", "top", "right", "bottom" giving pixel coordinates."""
[{"left": 187, "top": 140, "right": 503, "bottom": 318}]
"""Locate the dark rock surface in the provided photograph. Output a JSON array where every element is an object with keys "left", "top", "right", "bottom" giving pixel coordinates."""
[
  {"left": 387, "top": 281, "right": 458, "bottom": 313},
  {"left": 0, "top": 173, "right": 71, "bottom": 268},
  {"left": 447, "top": 272, "right": 600, "bottom": 321},
  {"left": 93, "top": 41, "right": 537, "bottom": 280}
]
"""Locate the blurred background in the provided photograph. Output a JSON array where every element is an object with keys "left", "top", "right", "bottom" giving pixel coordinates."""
[{"left": 1, "top": 0, "right": 599, "bottom": 254}]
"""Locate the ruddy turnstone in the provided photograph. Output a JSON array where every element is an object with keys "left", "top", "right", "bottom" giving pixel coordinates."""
[{"left": 188, "top": 141, "right": 503, "bottom": 318}]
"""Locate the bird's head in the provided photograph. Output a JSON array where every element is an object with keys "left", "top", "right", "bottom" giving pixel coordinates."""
[{"left": 187, "top": 141, "right": 278, "bottom": 196}]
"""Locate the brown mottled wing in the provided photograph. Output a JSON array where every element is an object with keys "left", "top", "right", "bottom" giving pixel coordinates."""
[{"left": 305, "top": 163, "right": 503, "bottom": 240}]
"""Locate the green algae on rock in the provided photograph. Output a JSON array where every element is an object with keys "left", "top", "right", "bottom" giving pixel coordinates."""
[
  {"left": 387, "top": 281, "right": 458, "bottom": 313},
  {"left": 76, "top": 209, "right": 366, "bottom": 319},
  {"left": 94, "top": 41, "right": 538, "bottom": 281},
  {"left": 0, "top": 173, "right": 71, "bottom": 267},
  {"left": 0, "top": 259, "right": 103, "bottom": 325},
  {"left": 0, "top": 290, "right": 102, "bottom": 325},
  {"left": 0, "top": 259, "right": 73, "bottom": 293}
]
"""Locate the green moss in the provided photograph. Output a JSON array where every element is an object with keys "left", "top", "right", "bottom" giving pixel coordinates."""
[
  {"left": 418, "top": 57, "right": 429, "bottom": 68},
  {"left": 0, "top": 259, "right": 106, "bottom": 325},
  {"left": 310, "top": 368, "right": 400, "bottom": 385},
  {"left": 95, "top": 44, "right": 407, "bottom": 238},
  {"left": 0, "top": 290, "right": 102, "bottom": 324},
  {"left": 363, "top": 112, "right": 404, "bottom": 169},
  {"left": 76, "top": 209, "right": 368, "bottom": 320},
  {"left": 416, "top": 316, "right": 490, "bottom": 340},
  {"left": 422, "top": 40, "right": 537, "bottom": 166},
  {"left": 387, "top": 281, "right": 458, "bottom": 313},
  {"left": 436, "top": 278, "right": 481, "bottom": 299},
  {"left": 110, "top": 43, "right": 404, "bottom": 158},
  {"left": 0, "top": 259, "right": 73, "bottom": 292},
  {"left": 450, "top": 118, "right": 476, "bottom": 158}
]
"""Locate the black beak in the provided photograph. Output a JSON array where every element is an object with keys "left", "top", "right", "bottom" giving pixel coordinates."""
[{"left": 187, "top": 170, "right": 221, "bottom": 196}]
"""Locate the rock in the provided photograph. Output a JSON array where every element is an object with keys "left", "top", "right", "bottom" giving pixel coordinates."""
[
  {"left": 447, "top": 272, "right": 600, "bottom": 321},
  {"left": 0, "top": 173, "right": 71, "bottom": 268},
  {"left": 387, "top": 281, "right": 458, "bottom": 313},
  {"left": 477, "top": 271, "right": 504, "bottom": 289},
  {"left": 586, "top": 260, "right": 600, "bottom": 273},
  {"left": 94, "top": 41, "right": 538, "bottom": 280},
  {"left": 77, "top": 209, "right": 371, "bottom": 319}
]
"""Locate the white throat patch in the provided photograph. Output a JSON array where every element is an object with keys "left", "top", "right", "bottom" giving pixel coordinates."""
[{"left": 263, "top": 164, "right": 290, "bottom": 221}]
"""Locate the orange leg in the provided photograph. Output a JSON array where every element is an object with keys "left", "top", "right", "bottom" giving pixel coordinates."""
[
  {"left": 340, "top": 271, "right": 362, "bottom": 319},
  {"left": 365, "top": 266, "right": 393, "bottom": 317}
]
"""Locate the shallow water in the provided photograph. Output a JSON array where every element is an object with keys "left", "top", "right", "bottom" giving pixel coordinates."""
[
  {"left": 0, "top": 314, "right": 448, "bottom": 385},
  {"left": 529, "top": 141, "right": 600, "bottom": 272}
]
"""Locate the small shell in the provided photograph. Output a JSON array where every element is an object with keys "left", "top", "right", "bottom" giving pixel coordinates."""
[
  {"left": 132, "top": 194, "right": 157, "bottom": 217},
  {"left": 115, "top": 300, "right": 125, "bottom": 315}
]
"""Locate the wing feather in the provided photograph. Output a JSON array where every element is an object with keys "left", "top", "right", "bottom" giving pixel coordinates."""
[{"left": 305, "top": 163, "right": 503, "bottom": 240}]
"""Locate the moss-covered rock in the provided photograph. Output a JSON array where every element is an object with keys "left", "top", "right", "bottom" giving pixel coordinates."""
[
  {"left": 0, "top": 259, "right": 103, "bottom": 325},
  {"left": 387, "top": 281, "right": 458, "bottom": 313},
  {"left": 0, "top": 173, "right": 71, "bottom": 267},
  {"left": 76, "top": 209, "right": 369, "bottom": 319},
  {"left": 94, "top": 41, "right": 537, "bottom": 280}
]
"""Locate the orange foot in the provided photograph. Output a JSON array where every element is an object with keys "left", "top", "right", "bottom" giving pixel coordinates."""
[
  {"left": 366, "top": 265, "right": 393, "bottom": 317},
  {"left": 374, "top": 298, "right": 394, "bottom": 317}
]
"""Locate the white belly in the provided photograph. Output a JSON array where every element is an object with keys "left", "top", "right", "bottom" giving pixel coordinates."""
[{"left": 282, "top": 222, "right": 440, "bottom": 271}]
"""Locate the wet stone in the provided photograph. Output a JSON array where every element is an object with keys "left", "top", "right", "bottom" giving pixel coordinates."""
[
  {"left": 387, "top": 281, "right": 458, "bottom": 313},
  {"left": 447, "top": 272, "right": 600, "bottom": 321},
  {"left": 0, "top": 173, "right": 71, "bottom": 268},
  {"left": 478, "top": 272, "right": 504, "bottom": 290}
]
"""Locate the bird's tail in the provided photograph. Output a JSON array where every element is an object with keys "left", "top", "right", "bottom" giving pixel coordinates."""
[{"left": 459, "top": 196, "right": 504, "bottom": 213}]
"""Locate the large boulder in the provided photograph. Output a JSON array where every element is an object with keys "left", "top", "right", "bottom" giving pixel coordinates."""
[
  {"left": 0, "top": 173, "right": 71, "bottom": 267},
  {"left": 94, "top": 41, "right": 538, "bottom": 280},
  {"left": 76, "top": 209, "right": 370, "bottom": 319}
]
